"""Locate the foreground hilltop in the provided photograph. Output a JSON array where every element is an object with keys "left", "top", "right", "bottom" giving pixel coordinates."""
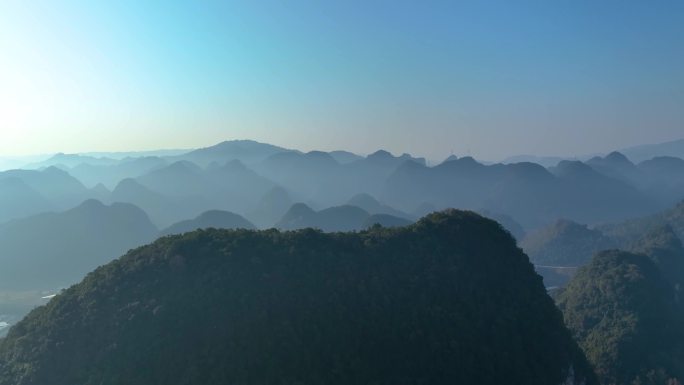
[
  {"left": 558, "top": 250, "right": 684, "bottom": 384},
  {"left": 0, "top": 210, "right": 594, "bottom": 385}
]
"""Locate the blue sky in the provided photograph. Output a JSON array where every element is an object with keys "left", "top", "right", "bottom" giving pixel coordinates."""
[{"left": 0, "top": 0, "right": 682, "bottom": 160}]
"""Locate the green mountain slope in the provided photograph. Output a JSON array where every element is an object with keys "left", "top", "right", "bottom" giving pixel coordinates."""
[
  {"left": 0, "top": 210, "right": 594, "bottom": 385},
  {"left": 558, "top": 250, "right": 684, "bottom": 384}
]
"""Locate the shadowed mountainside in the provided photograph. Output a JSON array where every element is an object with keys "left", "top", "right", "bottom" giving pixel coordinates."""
[
  {"left": 558, "top": 250, "right": 684, "bottom": 384},
  {"left": 0, "top": 210, "right": 595, "bottom": 385}
]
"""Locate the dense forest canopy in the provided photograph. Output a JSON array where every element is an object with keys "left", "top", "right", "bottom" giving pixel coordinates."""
[
  {"left": 0, "top": 210, "right": 594, "bottom": 385},
  {"left": 558, "top": 250, "right": 684, "bottom": 384}
]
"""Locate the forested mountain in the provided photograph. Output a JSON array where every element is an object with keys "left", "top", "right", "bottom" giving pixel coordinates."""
[
  {"left": 558, "top": 250, "right": 684, "bottom": 384},
  {"left": 0, "top": 210, "right": 595, "bottom": 385},
  {"left": 160, "top": 210, "right": 255, "bottom": 236},
  {"left": 0, "top": 200, "right": 157, "bottom": 290},
  {"left": 520, "top": 200, "right": 684, "bottom": 289},
  {"left": 5, "top": 0, "right": 683, "bottom": 379}
]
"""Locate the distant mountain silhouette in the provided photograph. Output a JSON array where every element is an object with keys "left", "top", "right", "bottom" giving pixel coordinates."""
[
  {"left": 253, "top": 151, "right": 342, "bottom": 204},
  {"left": 383, "top": 156, "right": 654, "bottom": 228},
  {"left": 441, "top": 154, "right": 459, "bottom": 164},
  {"left": 362, "top": 214, "right": 412, "bottom": 228},
  {"left": 136, "top": 160, "right": 275, "bottom": 216},
  {"left": 69, "top": 156, "right": 168, "bottom": 188},
  {"left": 639, "top": 156, "right": 684, "bottom": 176},
  {"left": 91, "top": 182, "right": 111, "bottom": 198},
  {"left": 620, "top": 138, "right": 684, "bottom": 163},
  {"left": 176, "top": 140, "right": 290, "bottom": 167},
  {"left": 635, "top": 156, "right": 684, "bottom": 208},
  {"left": 412, "top": 202, "right": 439, "bottom": 218},
  {"left": 631, "top": 225, "right": 684, "bottom": 289},
  {"left": 585, "top": 151, "right": 641, "bottom": 184},
  {"left": 346, "top": 193, "right": 412, "bottom": 219},
  {"left": 547, "top": 160, "right": 655, "bottom": 224},
  {"left": 501, "top": 154, "right": 577, "bottom": 168},
  {"left": 252, "top": 150, "right": 428, "bottom": 209},
  {"left": 328, "top": 150, "right": 362, "bottom": 164},
  {"left": 0, "top": 200, "right": 157, "bottom": 290},
  {"left": 600, "top": 200, "right": 684, "bottom": 245},
  {"left": 521, "top": 219, "right": 617, "bottom": 266},
  {"left": 111, "top": 178, "right": 202, "bottom": 228},
  {"left": 275, "top": 204, "right": 371, "bottom": 232},
  {"left": 204, "top": 159, "right": 276, "bottom": 210},
  {"left": 1, "top": 167, "right": 88, "bottom": 202},
  {"left": 24, "top": 153, "right": 118, "bottom": 169},
  {"left": 477, "top": 210, "right": 526, "bottom": 240},
  {"left": 0, "top": 211, "right": 595, "bottom": 385},
  {"left": 245, "top": 186, "right": 293, "bottom": 228},
  {"left": 275, "top": 203, "right": 415, "bottom": 232},
  {"left": 0, "top": 177, "right": 55, "bottom": 224},
  {"left": 160, "top": 210, "right": 255, "bottom": 236},
  {"left": 366, "top": 149, "right": 426, "bottom": 167},
  {"left": 136, "top": 160, "right": 205, "bottom": 197},
  {"left": 0, "top": 167, "right": 94, "bottom": 214},
  {"left": 0, "top": 156, "right": 34, "bottom": 171},
  {"left": 3, "top": 138, "right": 684, "bottom": 254}
]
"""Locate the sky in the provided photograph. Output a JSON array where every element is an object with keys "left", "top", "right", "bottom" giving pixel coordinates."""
[{"left": 0, "top": 0, "right": 682, "bottom": 161}]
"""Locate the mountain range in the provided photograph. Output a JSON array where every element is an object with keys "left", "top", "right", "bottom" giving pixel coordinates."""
[
  {"left": 0, "top": 200, "right": 157, "bottom": 290},
  {"left": 0, "top": 210, "right": 595, "bottom": 385},
  {"left": 7, "top": 138, "right": 680, "bottom": 231}
]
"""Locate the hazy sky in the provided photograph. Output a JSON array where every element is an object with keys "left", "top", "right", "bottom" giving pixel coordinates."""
[{"left": 0, "top": 0, "right": 682, "bottom": 160}]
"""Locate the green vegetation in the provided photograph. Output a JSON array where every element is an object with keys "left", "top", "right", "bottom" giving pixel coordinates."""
[
  {"left": 558, "top": 250, "right": 684, "bottom": 384},
  {"left": 0, "top": 210, "right": 594, "bottom": 385}
]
